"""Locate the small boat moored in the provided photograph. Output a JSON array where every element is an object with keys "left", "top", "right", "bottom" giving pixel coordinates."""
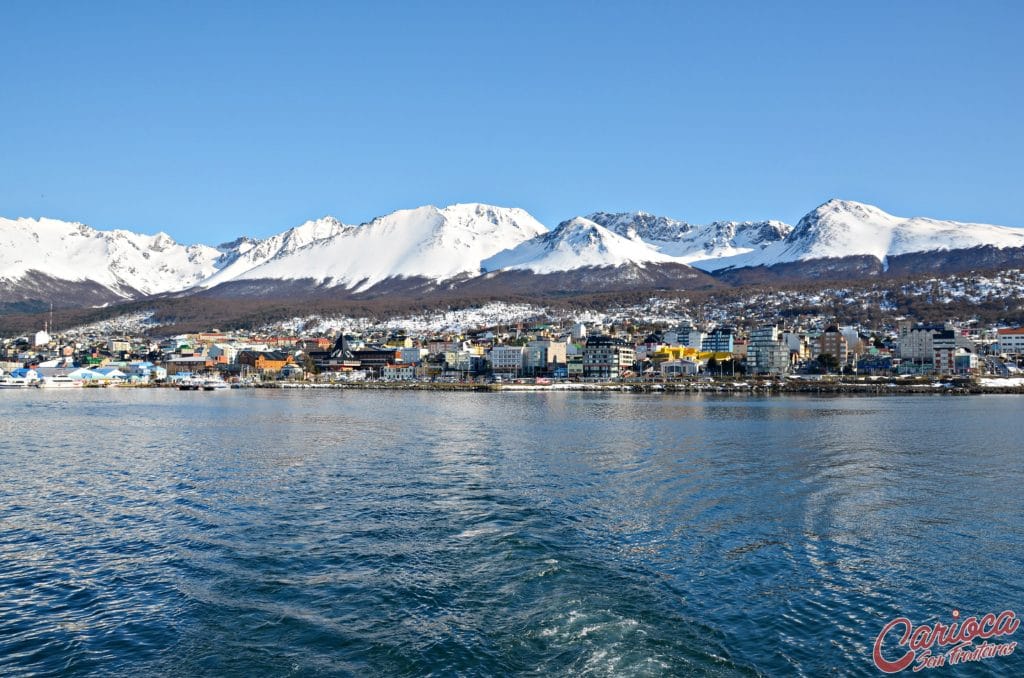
[
  {"left": 0, "top": 377, "right": 34, "bottom": 389},
  {"left": 201, "top": 379, "right": 230, "bottom": 391},
  {"left": 37, "top": 376, "right": 84, "bottom": 389}
]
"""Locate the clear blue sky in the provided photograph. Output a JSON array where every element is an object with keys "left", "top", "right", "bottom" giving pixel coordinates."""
[{"left": 1, "top": 2, "right": 1022, "bottom": 243}]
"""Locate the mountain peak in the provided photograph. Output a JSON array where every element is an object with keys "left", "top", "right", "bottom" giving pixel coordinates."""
[
  {"left": 698, "top": 200, "right": 1024, "bottom": 271},
  {"left": 482, "top": 216, "right": 677, "bottom": 273},
  {"left": 226, "top": 203, "right": 549, "bottom": 290},
  {"left": 813, "top": 198, "right": 892, "bottom": 219}
]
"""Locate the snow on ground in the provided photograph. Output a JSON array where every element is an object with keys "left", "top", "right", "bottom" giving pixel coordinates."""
[
  {"left": 63, "top": 311, "right": 159, "bottom": 337},
  {"left": 271, "top": 302, "right": 550, "bottom": 335},
  {"left": 978, "top": 378, "right": 1024, "bottom": 388}
]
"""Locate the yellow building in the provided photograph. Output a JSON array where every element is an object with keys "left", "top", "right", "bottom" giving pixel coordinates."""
[{"left": 650, "top": 346, "right": 700, "bottom": 363}]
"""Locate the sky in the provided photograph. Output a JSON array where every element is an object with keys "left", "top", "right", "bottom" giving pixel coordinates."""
[{"left": 1, "top": 1, "right": 1022, "bottom": 243}]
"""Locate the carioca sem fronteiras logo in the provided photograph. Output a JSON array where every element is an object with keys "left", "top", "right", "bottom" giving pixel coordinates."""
[{"left": 873, "top": 609, "right": 1019, "bottom": 673}]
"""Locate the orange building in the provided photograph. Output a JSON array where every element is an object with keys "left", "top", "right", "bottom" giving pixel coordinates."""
[{"left": 237, "top": 350, "right": 294, "bottom": 372}]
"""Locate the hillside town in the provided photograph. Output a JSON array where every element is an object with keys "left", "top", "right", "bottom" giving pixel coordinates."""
[{"left": 2, "top": 313, "right": 1023, "bottom": 389}]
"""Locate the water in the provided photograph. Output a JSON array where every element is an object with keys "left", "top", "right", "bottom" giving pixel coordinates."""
[{"left": 1, "top": 389, "right": 1021, "bottom": 676}]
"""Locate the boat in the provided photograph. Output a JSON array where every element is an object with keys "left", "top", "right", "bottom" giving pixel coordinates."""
[
  {"left": 0, "top": 377, "right": 33, "bottom": 389},
  {"left": 201, "top": 379, "right": 230, "bottom": 391},
  {"left": 177, "top": 379, "right": 201, "bottom": 391},
  {"left": 37, "top": 376, "right": 83, "bottom": 389}
]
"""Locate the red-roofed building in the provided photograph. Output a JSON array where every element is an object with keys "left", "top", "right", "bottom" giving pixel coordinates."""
[{"left": 996, "top": 327, "right": 1024, "bottom": 355}]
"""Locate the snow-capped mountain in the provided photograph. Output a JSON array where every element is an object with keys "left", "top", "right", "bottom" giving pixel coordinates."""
[
  {"left": 482, "top": 217, "right": 677, "bottom": 273},
  {"left": 0, "top": 204, "right": 546, "bottom": 305},
  {"left": 199, "top": 217, "right": 347, "bottom": 288},
  {"left": 586, "top": 211, "right": 792, "bottom": 264},
  {"left": 3, "top": 198, "right": 1024, "bottom": 311},
  {"left": 228, "top": 203, "right": 548, "bottom": 291},
  {"left": 0, "top": 216, "right": 225, "bottom": 297},
  {"left": 701, "top": 199, "right": 1024, "bottom": 272}
]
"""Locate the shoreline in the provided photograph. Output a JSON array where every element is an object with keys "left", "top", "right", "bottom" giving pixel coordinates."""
[
  {"left": 161, "top": 380, "right": 1024, "bottom": 396},
  {"left": 10, "top": 379, "right": 1024, "bottom": 396}
]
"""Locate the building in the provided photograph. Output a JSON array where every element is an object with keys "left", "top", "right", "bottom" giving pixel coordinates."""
[
  {"left": 382, "top": 364, "right": 416, "bottom": 381},
  {"left": 162, "top": 355, "right": 216, "bottom": 376},
  {"left": 996, "top": 327, "right": 1024, "bottom": 355},
  {"left": 817, "top": 326, "right": 849, "bottom": 368},
  {"left": 398, "top": 347, "right": 428, "bottom": 365},
  {"left": 782, "top": 332, "right": 810, "bottom": 361},
  {"left": 428, "top": 339, "right": 463, "bottom": 354},
  {"left": 525, "top": 340, "right": 568, "bottom": 375},
  {"left": 954, "top": 349, "right": 979, "bottom": 375},
  {"left": 582, "top": 335, "right": 636, "bottom": 380},
  {"left": 351, "top": 346, "right": 401, "bottom": 377},
  {"left": 318, "top": 334, "right": 362, "bottom": 372},
  {"left": 444, "top": 350, "right": 475, "bottom": 374},
  {"left": 567, "top": 354, "right": 584, "bottom": 379},
  {"left": 650, "top": 346, "right": 700, "bottom": 364},
  {"left": 124, "top": 361, "right": 167, "bottom": 383},
  {"left": 385, "top": 336, "right": 414, "bottom": 349},
  {"left": 297, "top": 338, "right": 332, "bottom": 352},
  {"left": 107, "top": 338, "right": 132, "bottom": 355},
  {"left": 237, "top": 350, "right": 293, "bottom": 373},
  {"left": 899, "top": 322, "right": 951, "bottom": 364},
  {"left": 701, "top": 327, "right": 734, "bottom": 353},
  {"left": 524, "top": 345, "right": 547, "bottom": 376},
  {"left": 490, "top": 345, "right": 527, "bottom": 376},
  {"left": 675, "top": 325, "right": 705, "bottom": 350},
  {"left": 208, "top": 343, "right": 239, "bottom": 364},
  {"left": 932, "top": 330, "right": 957, "bottom": 375},
  {"left": 747, "top": 326, "right": 791, "bottom": 375},
  {"left": 660, "top": 359, "right": 700, "bottom": 378},
  {"left": 279, "top": 363, "right": 306, "bottom": 380}
]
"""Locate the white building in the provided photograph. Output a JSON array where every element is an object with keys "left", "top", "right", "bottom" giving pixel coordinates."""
[
  {"left": 660, "top": 359, "right": 700, "bottom": 378},
  {"left": 898, "top": 322, "right": 951, "bottom": 364},
  {"left": 490, "top": 346, "right": 527, "bottom": 375},
  {"left": 997, "top": 327, "right": 1024, "bottom": 355},
  {"left": 382, "top": 364, "right": 416, "bottom": 381},
  {"left": 748, "top": 326, "right": 791, "bottom": 375},
  {"left": 108, "top": 338, "right": 132, "bottom": 354},
  {"left": 676, "top": 325, "right": 705, "bottom": 350}
]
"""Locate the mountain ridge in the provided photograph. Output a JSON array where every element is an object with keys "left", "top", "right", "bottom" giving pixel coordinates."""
[{"left": 2, "top": 199, "right": 1024, "bottom": 311}]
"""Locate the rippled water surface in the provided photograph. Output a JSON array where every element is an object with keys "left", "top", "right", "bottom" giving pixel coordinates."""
[{"left": 1, "top": 389, "right": 1022, "bottom": 676}]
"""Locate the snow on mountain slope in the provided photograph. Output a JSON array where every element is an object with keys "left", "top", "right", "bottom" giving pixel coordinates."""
[
  {"left": 482, "top": 217, "right": 677, "bottom": 273},
  {"left": 231, "top": 203, "right": 548, "bottom": 290},
  {"left": 0, "top": 216, "right": 224, "bottom": 296},
  {"left": 586, "top": 211, "right": 792, "bottom": 263},
  {"left": 698, "top": 199, "right": 1024, "bottom": 271},
  {"left": 199, "top": 217, "right": 347, "bottom": 288},
  {"left": 5, "top": 199, "right": 1023, "bottom": 306}
]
